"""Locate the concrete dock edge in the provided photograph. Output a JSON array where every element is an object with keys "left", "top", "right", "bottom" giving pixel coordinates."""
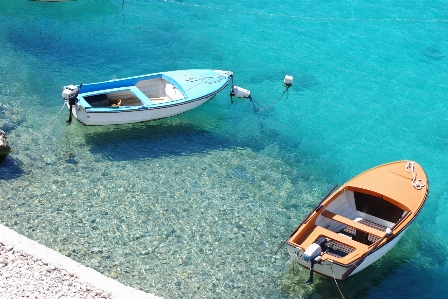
[{"left": 0, "top": 224, "right": 162, "bottom": 299}]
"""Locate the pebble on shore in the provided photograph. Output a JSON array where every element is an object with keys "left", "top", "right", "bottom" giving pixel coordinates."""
[
  {"left": 0, "top": 241, "right": 113, "bottom": 299},
  {"left": 0, "top": 224, "right": 161, "bottom": 299}
]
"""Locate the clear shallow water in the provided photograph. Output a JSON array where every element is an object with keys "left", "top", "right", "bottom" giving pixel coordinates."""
[{"left": 1, "top": 0, "right": 447, "bottom": 298}]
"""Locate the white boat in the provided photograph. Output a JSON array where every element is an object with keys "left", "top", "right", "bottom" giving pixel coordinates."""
[
  {"left": 62, "top": 69, "right": 233, "bottom": 126},
  {"left": 282, "top": 160, "right": 428, "bottom": 283}
]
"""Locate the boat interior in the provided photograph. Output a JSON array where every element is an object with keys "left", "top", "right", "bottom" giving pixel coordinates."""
[
  {"left": 290, "top": 189, "right": 407, "bottom": 261},
  {"left": 82, "top": 78, "right": 184, "bottom": 107}
]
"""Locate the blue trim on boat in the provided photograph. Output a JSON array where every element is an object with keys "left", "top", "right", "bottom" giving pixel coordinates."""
[
  {"left": 67, "top": 69, "right": 233, "bottom": 124},
  {"left": 129, "top": 86, "right": 153, "bottom": 106}
]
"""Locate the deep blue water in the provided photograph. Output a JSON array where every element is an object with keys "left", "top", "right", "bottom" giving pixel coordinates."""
[{"left": 1, "top": 1, "right": 447, "bottom": 298}]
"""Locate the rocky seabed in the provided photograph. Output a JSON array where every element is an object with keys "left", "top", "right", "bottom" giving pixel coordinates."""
[{"left": 0, "top": 241, "right": 113, "bottom": 299}]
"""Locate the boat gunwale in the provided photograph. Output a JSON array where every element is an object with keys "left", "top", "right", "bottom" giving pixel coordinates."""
[{"left": 78, "top": 83, "right": 229, "bottom": 114}]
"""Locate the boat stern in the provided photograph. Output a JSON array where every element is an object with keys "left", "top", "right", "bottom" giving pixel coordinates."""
[{"left": 286, "top": 241, "right": 350, "bottom": 280}]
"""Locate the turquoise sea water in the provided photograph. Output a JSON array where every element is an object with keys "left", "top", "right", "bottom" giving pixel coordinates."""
[{"left": 1, "top": 0, "right": 447, "bottom": 298}]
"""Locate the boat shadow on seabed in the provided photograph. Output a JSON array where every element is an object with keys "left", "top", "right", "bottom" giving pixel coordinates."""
[
  {"left": 277, "top": 224, "right": 447, "bottom": 298},
  {"left": 0, "top": 130, "right": 24, "bottom": 180},
  {"left": 81, "top": 122, "right": 237, "bottom": 161},
  {"left": 0, "top": 154, "right": 24, "bottom": 180},
  {"left": 78, "top": 114, "right": 296, "bottom": 161}
]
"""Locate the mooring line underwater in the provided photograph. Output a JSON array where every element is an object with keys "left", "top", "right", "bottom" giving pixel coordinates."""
[
  {"left": 163, "top": 0, "right": 448, "bottom": 23},
  {"left": 9, "top": 103, "right": 66, "bottom": 151}
]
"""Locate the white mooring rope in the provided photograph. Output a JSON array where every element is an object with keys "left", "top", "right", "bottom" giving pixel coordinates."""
[
  {"left": 406, "top": 161, "right": 426, "bottom": 190},
  {"left": 330, "top": 263, "right": 347, "bottom": 299}
]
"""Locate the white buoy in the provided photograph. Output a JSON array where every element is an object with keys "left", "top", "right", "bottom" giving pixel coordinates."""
[
  {"left": 284, "top": 75, "right": 293, "bottom": 87},
  {"left": 230, "top": 86, "right": 251, "bottom": 98}
]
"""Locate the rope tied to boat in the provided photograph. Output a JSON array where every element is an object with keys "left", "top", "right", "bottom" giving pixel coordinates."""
[
  {"left": 231, "top": 84, "right": 291, "bottom": 113},
  {"left": 329, "top": 262, "right": 347, "bottom": 299},
  {"left": 11, "top": 103, "right": 66, "bottom": 150},
  {"left": 406, "top": 161, "right": 426, "bottom": 190},
  {"left": 254, "top": 85, "right": 291, "bottom": 112}
]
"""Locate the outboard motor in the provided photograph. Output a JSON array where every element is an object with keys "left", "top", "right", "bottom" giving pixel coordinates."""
[
  {"left": 62, "top": 84, "right": 80, "bottom": 125},
  {"left": 303, "top": 243, "right": 322, "bottom": 285},
  {"left": 303, "top": 243, "right": 322, "bottom": 262},
  {"left": 62, "top": 84, "right": 79, "bottom": 101}
]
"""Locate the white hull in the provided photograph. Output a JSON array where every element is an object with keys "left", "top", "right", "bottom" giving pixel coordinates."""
[{"left": 68, "top": 93, "right": 214, "bottom": 126}]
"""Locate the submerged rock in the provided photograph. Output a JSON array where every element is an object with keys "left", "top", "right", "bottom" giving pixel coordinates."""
[{"left": 0, "top": 129, "right": 11, "bottom": 157}]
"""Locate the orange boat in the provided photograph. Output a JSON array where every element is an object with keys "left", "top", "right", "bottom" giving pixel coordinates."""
[{"left": 285, "top": 161, "right": 429, "bottom": 283}]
